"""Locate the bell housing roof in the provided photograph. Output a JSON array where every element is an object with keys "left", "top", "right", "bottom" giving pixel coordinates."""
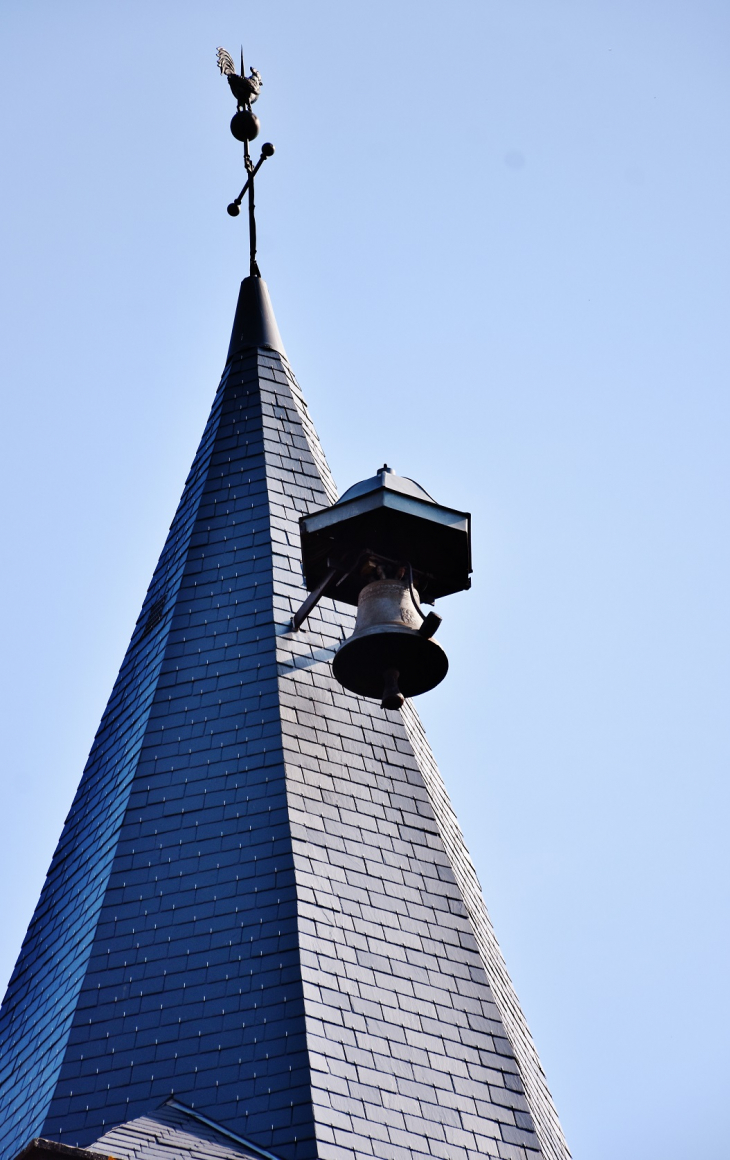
[{"left": 299, "top": 465, "right": 472, "bottom": 605}]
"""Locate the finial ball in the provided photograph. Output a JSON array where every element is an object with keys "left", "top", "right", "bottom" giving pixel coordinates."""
[
  {"left": 230, "top": 110, "right": 260, "bottom": 143},
  {"left": 261, "top": 142, "right": 275, "bottom": 157}
]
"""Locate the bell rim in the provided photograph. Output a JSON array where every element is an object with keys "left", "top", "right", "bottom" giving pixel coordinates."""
[{"left": 332, "top": 630, "right": 448, "bottom": 700}]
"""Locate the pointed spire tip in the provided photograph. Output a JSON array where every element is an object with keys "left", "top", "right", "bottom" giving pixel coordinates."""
[{"left": 226, "top": 276, "right": 287, "bottom": 363}]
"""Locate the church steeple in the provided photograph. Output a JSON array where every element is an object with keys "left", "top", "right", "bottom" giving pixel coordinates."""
[{"left": 0, "top": 49, "right": 570, "bottom": 1160}]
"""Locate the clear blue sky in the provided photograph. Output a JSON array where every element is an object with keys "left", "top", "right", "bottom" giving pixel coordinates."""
[{"left": 1, "top": 3, "right": 728, "bottom": 1158}]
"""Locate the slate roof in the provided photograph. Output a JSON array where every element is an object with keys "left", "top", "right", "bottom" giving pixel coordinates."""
[
  {"left": 0, "top": 278, "right": 570, "bottom": 1160},
  {"left": 93, "top": 1099, "right": 283, "bottom": 1160}
]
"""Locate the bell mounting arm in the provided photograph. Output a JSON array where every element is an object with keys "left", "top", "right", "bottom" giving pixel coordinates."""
[{"left": 216, "top": 44, "right": 275, "bottom": 277}]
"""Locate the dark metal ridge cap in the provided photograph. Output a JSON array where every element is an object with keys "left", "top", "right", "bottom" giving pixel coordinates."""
[
  {"left": 165, "top": 1099, "right": 285, "bottom": 1160},
  {"left": 11, "top": 1141, "right": 111, "bottom": 1160},
  {"left": 226, "top": 276, "right": 287, "bottom": 364}
]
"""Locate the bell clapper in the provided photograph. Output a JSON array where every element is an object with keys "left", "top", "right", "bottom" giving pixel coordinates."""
[{"left": 381, "top": 669, "right": 405, "bottom": 711}]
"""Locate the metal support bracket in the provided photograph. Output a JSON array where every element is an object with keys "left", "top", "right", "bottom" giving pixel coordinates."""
[{"left": 290, "top": 566, "right": 339, "bottom": 632}]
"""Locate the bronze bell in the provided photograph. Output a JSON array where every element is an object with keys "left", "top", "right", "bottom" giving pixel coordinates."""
[
  {"left": 293, "top": 465, "right": 472, "bottom": 709},
  {"left": 332, "top": 577, "right": 448, "bottom": 710}
]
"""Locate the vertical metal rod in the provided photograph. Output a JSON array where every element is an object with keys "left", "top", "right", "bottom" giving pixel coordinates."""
[
  {"left": 249, "top": 172, "right": 258, "bottom": 276},
  {"left": 242, "top": 135, "right": 260, "bottom": 277}
]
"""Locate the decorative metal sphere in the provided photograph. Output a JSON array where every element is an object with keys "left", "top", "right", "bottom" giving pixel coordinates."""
[
  {"left": 227, "top": 202, "right": 241, "bottom": 217},
  {"left": 261, "top": 142, "right": 275, "bottom": 157},
  {"left": 230, "top": 110, "right": 260, "bottom": 142}
]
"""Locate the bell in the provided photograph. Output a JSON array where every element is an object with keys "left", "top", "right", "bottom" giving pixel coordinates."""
[
  {"left": 294, "top": 465, "right": 470, "bottom": 707},
  {"left": 332, "top": 578, "right": 448, "bottom": 710}
]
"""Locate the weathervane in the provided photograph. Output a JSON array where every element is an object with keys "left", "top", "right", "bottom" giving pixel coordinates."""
[{"left": 216, "top": 46, "right": 275, "bottom": 278}]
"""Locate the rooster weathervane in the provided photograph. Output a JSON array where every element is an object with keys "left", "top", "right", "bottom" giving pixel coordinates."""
[{"left": 216, "top": 46, "right": 275, "bottom": 277}]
